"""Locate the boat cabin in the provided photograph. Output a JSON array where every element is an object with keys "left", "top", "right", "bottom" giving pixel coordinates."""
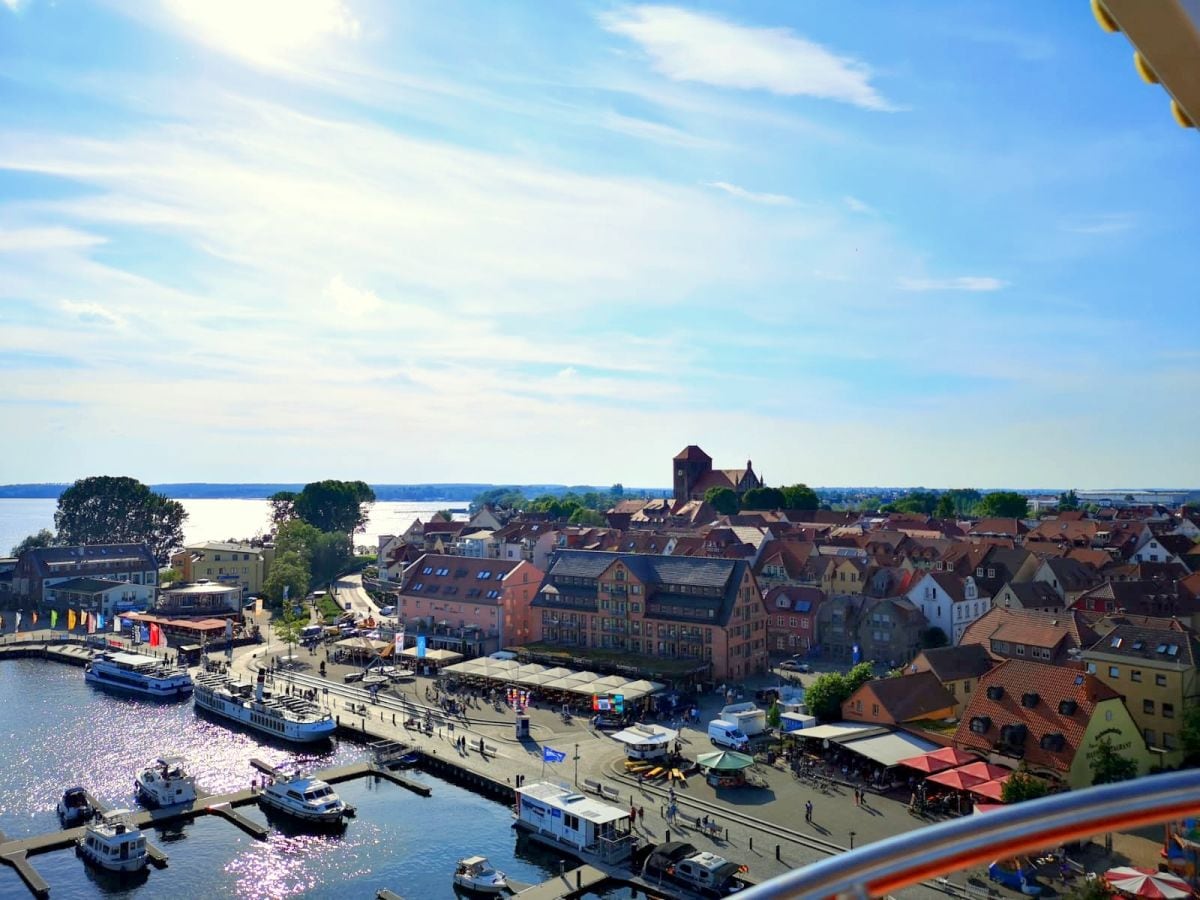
[
  {"left": 514, "top": 781, "right": 634, "bottom": 863},
  {"left": 610, "top": 723, "right": 678, "bottom": 761}
]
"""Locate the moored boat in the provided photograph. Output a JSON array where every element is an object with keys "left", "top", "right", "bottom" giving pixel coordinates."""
[
  {"left": 193, "top": 670, "right": 335, "bottom": 743},
  {"left": 57, "top": 786, "right": 95, "bottom": 827},
  {"left": 84, "top": 651, "right": 193, "bottom": 700},
  {"left": 453, "top": 855, "right": 508, "bottom": 894},
  {"left": 513, "top": 781, "right": 635, "bottom": 865},
  {"left": 135, "top": 756, "right": 198, "bottom": 807},
  {"left": 76, "top": 809, "right": 152, "bottom": 873},
  {"left": 643, "top": 841, "right": 748, "bottom": 897},
  {"left": 258, "top": 772, "right": 353, "bottom": 824}
]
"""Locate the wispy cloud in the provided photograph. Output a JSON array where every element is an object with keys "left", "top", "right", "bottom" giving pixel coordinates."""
[
  {"left": 2, "top": 0, "right": 25, "bottom": 13},
  {"left": 1060, "top": 213, "right": 1136, "bottom": 235},
  {"left": 601, "top": 5, "right": 893, "bottom": 111},
  {"left": 0, "top": 227, "right": 107, "bottom": 252},
  {"left": 897, "top": 276, "right": 1007, "bottom": 292},
  {"left": 705, "top": 181, "right": 794, "bottom": 206},
  {"left": 843, "top": 195, "right": 875, "bottom": 215},
  {"left": 59, "top": 299, "right": 125, "bottom": 328},
  {"left": 325, "top": 276, "right": 383, "bottom": 318}
]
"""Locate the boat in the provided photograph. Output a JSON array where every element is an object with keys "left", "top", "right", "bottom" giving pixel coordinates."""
[
  {"left": 84, "top": 651, "right": 193, "bottom": 700},
  {"left": 453, "top": 855, "right": 508, "bottom": 894},
  {"left": 76, "top": 809, "right": 152, "bottom": 873},
  {"left": 193, "top": 670, "right": 336, "bottom": 743},
  {"left": 513, "top": 781, "right": 635, "bottom": 865},
  {"left": 259, "top": 772, "right": 353, "bottom": 824},
  {"left": 643, "top": 842, "right": 748, "bottom": 897},
  {"left": 57, "top": 786, "right": 95, "bottom": 827},
  {"left": 135, "top": 756, "right": 198, "bottom": 807}
]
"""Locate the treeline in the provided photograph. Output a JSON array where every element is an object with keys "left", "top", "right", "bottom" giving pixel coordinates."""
[{"left": 0, "top": 482, "right": 668, "bottom": 501}]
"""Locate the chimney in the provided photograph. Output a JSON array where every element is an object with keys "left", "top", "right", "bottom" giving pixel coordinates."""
[{"left": 255, "top": 670, "right": 265, "bottom": 702}]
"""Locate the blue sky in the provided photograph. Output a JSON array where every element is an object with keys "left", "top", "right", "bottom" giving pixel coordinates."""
[{"left": 1, "top": 0, "right": 1196, "bottom": 489}]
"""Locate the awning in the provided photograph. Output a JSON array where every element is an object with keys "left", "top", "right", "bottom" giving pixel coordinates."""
[
  {"left": 792, "top": 722, "right": 888, "bottom": 743},
  {"left": 968, "top": 778, "right": 1009, "bottom": 802},
  {"left": 842, "top": 732, "right": 939, "bottom": 768},
  {"left": 926, "top": 768, "right": 987, "bottom": 791},
  {"left": 954, "top": 761, "right": 1012, "bottom": 782},
  {"left": 897, "top": 746, "right": 978, "bottom": 773}
]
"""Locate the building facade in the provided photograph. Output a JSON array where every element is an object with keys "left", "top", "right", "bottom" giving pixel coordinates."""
[
  {"left": 12, "top": 544, "right": 158, "bottom": 603},
  {"left": 43, "top": 577, "right": 155, "bottom": 617},
  {"left": 171, "top": 542, "right": 273, "bottom": 596},
  {"left": 672, "top": 445, "right": 762, "bottom": 502}
]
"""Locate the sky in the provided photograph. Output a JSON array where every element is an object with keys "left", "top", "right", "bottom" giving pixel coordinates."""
[{"left": 0, "top": 1, "right": 1197, "bottom": 490}]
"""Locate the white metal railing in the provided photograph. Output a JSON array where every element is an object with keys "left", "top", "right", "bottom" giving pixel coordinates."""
[{"left": 737, "top": 768, "right": 1200, "bottom": 899}]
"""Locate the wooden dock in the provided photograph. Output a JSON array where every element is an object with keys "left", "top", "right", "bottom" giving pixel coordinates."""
[{"left": 513, "top": 865, "right": 610, "bottom": 899}]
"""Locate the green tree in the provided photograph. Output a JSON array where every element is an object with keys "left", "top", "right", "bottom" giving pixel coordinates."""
[
  {"left": 934, "top": 495, "right": 955, "bottom": 518},
  {"left": 293, "top": 480, "right": 376, "bottom": 534},
  {"left": 275, "top": 519, "right": 323, "bottom": 561},
  {"left": 974, "top": 491, "right": 1030, "bottom": 519},
  {"left": 1088, "top": 736, "right": 1138, "bottom": 785},
  {"left": 740, "top": 486, "right": 786, "bottom": 511},
  {"left": 54, "top": 475, "right": 187, "bottom": 564},
  {"left": 1180, "top": 704, "right": 1200, "bottom": 764},
  {"left": 159, "top": 567, "right": 182, "bottom": 585},
  {"left": 920, "top": 626, "right": 949, "bottom": 649},
  {"left": 1001, "top": 767, "right": 1049, "bottom": 804},
  {"left": 263, "top": 550, "right": 309, "bottom": 607},
  {"left": 804, "top": 671, "right": 850, "bottom": 721},
  {"left": 310, "top": 531, "right": 353, "bottom": 583},
  {"left": 471, "top": 487, "right": 526, "bottom": 512},
  {"left": 273, "top": 607, "right": 307, "bottom": 660},
  {"left": 883, "top": 491, "right": 939, "bottom": 515},
  {"left": 268, "top": 490, "right": 297, "bottom": 527},
  {"left": 610, "top": 483, "right": 625, "bottom": 499},
  {"left": 766, "top": 701, "right": 782, "bottom": 729},
  {"left": 10, "top": 528, "right": 58, "bottom": 556},
  {"left": 780, "top": 484, "right": 820, "bottom": 511},
  {"left": 1058, "top": 490, "right": 1080, "bottom": 512},
  {"left": 943, "top": 488, "right": 982, "bottom": 516},
  {"left": 704, "top": 487, "right": 740, "bottom": 515},
  {"left": 846, "top": 661, "right": 875, "bottom": 692},
  {"left": 568, "top": 507, "right": 606, "bottom": 527}
]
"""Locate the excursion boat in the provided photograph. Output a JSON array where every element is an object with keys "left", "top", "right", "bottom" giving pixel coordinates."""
[
  {"left": 84, "top": 651, "right": 193, "bottom": 700},
  {"left": 643, "top": 841, "right": 748, "bottom": 897},
  {"left": 76, "top": 809, "right": 152, "bottom": 873},
  {"left": 513, "top": 781, "right": 635, "bottom": 865},
  {"left": 258, "top": 773, "right": 353, "bottom": 825},
  {"left": 193, "top": 670, "right": 336, "bottom": 743},
  {"left": 135, "top": 756, "right": 198, "bottom": 807},
  {"left": 452, "top": 855, "right": 508, "bottom": 894},
  {"left": 57, "top": 786, "right": 95, "bottom": 827}
]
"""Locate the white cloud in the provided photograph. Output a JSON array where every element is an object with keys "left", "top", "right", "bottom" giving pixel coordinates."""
[
  {"left": 843, "top": 195, "right": 875, "bottom": 215},
  {"left": 897, "top": 276, "right": 1007, "bottom": 292},
  {"left": 602, "top": 5, "right": 892, "bottom": 111},
  {"left": 706, "top": 181, "right": 794, "bottom": 206},
  {"left": 3, "top": 0, "right": 25, "bottom": 13},
  {"left": 325, "top": 275, "right": 383, "bottom": 318},
  {"left": 0, "top": 227, "right": 106, "bottom": 252},
  {"left": 59, "top": 300, "right": 125, "bottom": 328},
  {"left": 160, "top": 0, "right": 359, "bottom": 68},
  {"left": 1060, "top": 213, "right": 1135, "bottom": 235}
]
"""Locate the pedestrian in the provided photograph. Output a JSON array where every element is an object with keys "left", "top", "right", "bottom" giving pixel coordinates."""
[
  {"left": 638, "top": 806, "right": 644, "bottom": 824},
  {"left": 854, "top": 787, "right": 860, "bottom": 807},
  {"left": 631, "top": 805, "right": 637, "bottom": 828},
  {"left": 805, "top": 800, "right": 813, "bottom": 822}
]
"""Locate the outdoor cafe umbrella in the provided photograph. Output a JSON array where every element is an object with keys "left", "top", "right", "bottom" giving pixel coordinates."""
[
  {"left": 695, "top": 751, "right": 755, "bottom": 772},
  {"left": 925, "top": 767, "right": 987, "bottom": 791},
  {"left": 1105, "top": 866, "right": 1192, "bottom": 899},
  {"left": 967, "top": 777, "right": 1010, "bottom": 802},
  {"left": 953, "top": 761, "right": 1012, "bottom": 782},
  {"left": 898, "top": 747, "right": 976, "bottom": 774}
]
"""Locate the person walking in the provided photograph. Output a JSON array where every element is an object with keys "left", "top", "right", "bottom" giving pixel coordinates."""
[{"left": 805, "top": 800, "right": 813, "bottom": 823}]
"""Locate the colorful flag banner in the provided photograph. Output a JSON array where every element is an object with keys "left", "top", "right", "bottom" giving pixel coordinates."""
[
  {"left": 86, "top": 612, "right": 96, "bottom": 634},
  {"left": 393, "top": 627, "right": 405, "bottom": 655},
  {"left": 31, "top": 611, "right": 38, "bottom": 626},
  {"left": 68, "top": 609, "right": 77, "bottom": 631},
  {"left": 15, "top": 611, "right": 22, "bottom": 631},
  {"left": 97, "top": 614, "right": 106, "bottom": 631},
  {"left": 416, "top": 635, "right": 427, "bottom": 659},
  {"left": 113, "top": 615, "right": 121, "bottom": 633},
  {"left": 542, "top": 746, "right": 566, "bottom": 763},
  {"left": 140, "top": 624, "right": 150, "bottom": 643},
  {"left": 51, "top": 609, "right": 58, "bottom": 628}
]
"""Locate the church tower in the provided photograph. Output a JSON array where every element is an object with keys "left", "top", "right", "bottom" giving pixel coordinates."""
[{"left": 673, "top": 445, "right": 712, "bottom": 501}]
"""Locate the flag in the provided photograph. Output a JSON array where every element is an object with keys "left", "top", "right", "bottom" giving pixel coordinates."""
[
  {"left": 150, "top": 624, "right": 160, "bottom": 647},
  {"left": 140, "top": 624, "right": 150, "bottom": 643},
  {"left": 283, "top": 585, "right": 290, "bottom": 601},
  {"left": 14, "top": 611, "right": 22, "bottom": 631},
  {"left": 416, "top": 634, "right": 427, "bottom": 659},
  {"left": 87, "top": 612, "right": 96, "bottom": 634},
  {"left": 50, "top": 610, "right": 58, "bottom": 629},
  {"left": 542, "top": 746, "right": 566, "bottom": 764},
  {"left": 31, "top": 611, "right": 38, "bottom": 626},
  {"left": 393, "top": 627, "right": 405, "bottom": 655},
  {"left": 97, "top": 614, "right": 106, "bottom": 631},
  {"left": 68, "top": 609, "right": 77, "bottom": 631},
  {"left": 113, "top": 615, "right": 121, "bottom": 633}
]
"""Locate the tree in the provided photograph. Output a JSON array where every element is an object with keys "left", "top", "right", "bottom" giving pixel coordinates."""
[
  {"left": 293, "top": 480, "right": 376, "bottom": 534},
  {"left": 934, "top": 495, "right": 955, "bottom": 519},
  {"left": 263, "top": 550, "right": 309, "bottom": 607},
  {"left": 275, "top": 519, "right": 323, "bottom": 561},
  {"left": 10, "top": 528, "right": 57, "bottom": 556},
  {"left": 273, "top": 607, "right": 307, "bottom": 660},
  {"left": 920, "top": 627, "right": 949, "bottom": 649},
  {"left": 704, "top": 487, "right": 740, "bottom": 515},
  {"left": 883, "top": 491, "right": 939, "bottom": 515},
  {"left": 803, "top": 671, "right": 849, "bottom": 721},
  {"left": 159, "top": 567, "right": 182, "bottom": 585},
  {"left": 1058, "top": 490, "right": 1080, "bottom": 512},
  {"left": 610, "top": 483, "right": 625, "bottom": 499},
  {"left": 310, "top": 531, "right": 353, "bottom": 583},
  {"left": 942, "top": 488, "right": 982, "bottom": 516},
  {"left": 1001, "top": 767, "right": 1049, "bottom": 804},
  {"left": 1088, "top": 736, "right": 1138, "bottom": 785},
  {"left": 780, "top": 484, "right": 819, "bottom": 511},
  {"left": 974, "top": 491, "right": 1030, "bottom": 519},
  {"left": 766, "top": 701, "right": 782, "bottom": 730},
  {"left": 845, "top": 661, "right": 875, "bottom": 692},
  {"left": 740, "top": 486, "right": 786, "bottom": 511},
  {"left": 568, "top": 507, "right": 606, "bottom": 527},
  {"left": 268, "top": 490, "right": 297, "bottom": 527},
  {"left": 54, "top": 475, "right": 187, "bottom": 564}
]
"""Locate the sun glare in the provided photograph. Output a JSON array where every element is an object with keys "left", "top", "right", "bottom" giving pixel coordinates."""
[{"left": 163, "top": 0, "right": 359, "bottom": 67}]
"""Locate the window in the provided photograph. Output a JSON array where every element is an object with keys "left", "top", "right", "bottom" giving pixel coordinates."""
[
  {"left": 1163, "top": 733, "right": 1177, "bottom": 751},
  {"left": 1156, "top": 674, "right": 1168, "bottom": 687},
  {"left": 1015, "top": 644, "right": 1025, "bottom": 656},
  {"left": 1131, "top": 669, "right": 1142, "bottom": 682},
  {"left": 1144, "top": 727, "right": 1157, "bottom": 746},
  {"left": 1144, "top": 699, "right": 1156, "bottom": 715},
  {"left": 1163, "top": 703, "right": 1175, "bottom": 719},
  {"left": 963, "top": 680, "right": 971, "bottom": 693},
  {"left": 1108, "top": 666, "right": 1120, "bottom": 678}
]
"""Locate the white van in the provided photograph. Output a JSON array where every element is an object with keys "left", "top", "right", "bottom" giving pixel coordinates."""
[
  {"left": 707, "top": 719, "right": 750, "bottom": 751},
  {"left": 301, "top": 625, "right": 323, "bottom": 642}
]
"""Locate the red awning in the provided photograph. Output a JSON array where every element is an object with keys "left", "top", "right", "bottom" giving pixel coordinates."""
[
  {"left": 898, "top": 746, "right": 977, "bottom": 774},
  {"left": 954, "top": 761, "right": 1012, "bottom": 782},
  {"left": 926, "top": 768, "right": 987, "bottom": 791},
  {"left": 968, "top": 777, "right": 1009, "bottom": 801}
]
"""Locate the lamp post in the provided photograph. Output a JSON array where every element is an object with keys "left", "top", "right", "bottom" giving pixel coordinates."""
[{"left": 574, "top": 744, "right": 580, "bottom": 786}]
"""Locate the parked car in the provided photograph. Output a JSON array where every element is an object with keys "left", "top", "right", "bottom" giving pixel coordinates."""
[
  {"left": 379, "top": 605, "right": 396, "bottom": 617},
  {"left": 779, "top": 659, "right": 809, "bottom": 673}
]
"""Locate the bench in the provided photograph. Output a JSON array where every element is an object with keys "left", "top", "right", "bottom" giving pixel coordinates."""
[
  {"left": 600, "top": 786, "right": 621, "bottom": 803},
  {"left": 964, "top": 884, "right": 992, "bottom": 900},
  {"left": 582, "top": 779, "right": 603, "bottom": 795}
]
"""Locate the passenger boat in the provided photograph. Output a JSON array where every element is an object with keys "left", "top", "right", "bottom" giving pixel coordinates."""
[
  {"left": 513, "top": 781, "right": 635, "bottom": 865},
  {"left": 76, "top": 809, "right": 152, "bottom": 873},
  {"left": 452, "top": 855, "right": 508, "bottom": 894},
  {"left": 258, "top": 772, "right": 354, "bottom": 824},
  {"left": 135, "top": 756, "right": 198, "bottom": 807},
  {"left": 643, "top": 841, "right": 748, "bottom": 897},
  {"left": 193, "top": 670, "right": 335, "bottom": 743},
  {"left": 84, "top": 651, "right": 193, "bottom": 700},
  {"left": 57, "top": 786, "right": 95, "bottom": 827}
]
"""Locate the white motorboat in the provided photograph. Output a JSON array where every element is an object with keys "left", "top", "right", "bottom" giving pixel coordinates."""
[
  {"left": 57, "top": 786, "right": 95, "bottom": 827},
  {"left": 453, "top": 855, "right": 508, "bottom": 894},
  {"left": 258, "top": 772, "right": 353, "bottom": 824},
  {"left": 76, "top": 809, "right": 152, "bottom": 873},
  {"left": 513, "top": 781, "right": 635, "bottom": 865},
  {"left": 85, "top": 651, "right": 193, "bottom": 700},
  {"left": 193, "top": 670, "right": 335, "bottom": 743},
  {"left": 135, "top": 756, "right": 198, "bottom": 807}
]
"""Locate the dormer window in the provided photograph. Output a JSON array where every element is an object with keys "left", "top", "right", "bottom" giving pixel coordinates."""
[
  {"left": 1058, "top": 700, "right": 1077, "bottom": 716},
  {"left": 1021, "top": 692, "right": 1040, "bottom": 708},
  {"left": 986, "top": 685, "right": 1004, "bottom": 701},
  {"left": 970, "top": 716, "right": 991, "bottom": 734}
]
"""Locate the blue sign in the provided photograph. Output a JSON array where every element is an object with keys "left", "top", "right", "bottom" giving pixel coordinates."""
[
  {"left": 416, "top": 635, "right": 427, "bottom": 659},
  {"left": 542, "top": 746, "right": 566, "bottom": 763},
  {"left": 852, "top": 644, "right": 862, "bottom": 664}
]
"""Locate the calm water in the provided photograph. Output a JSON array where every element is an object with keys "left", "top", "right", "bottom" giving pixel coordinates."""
[
  {"left": 0, "top": 498, "right": 469, "bottom": 558},
  {"left": 0, "top": 659, "right": 632, "bottom": 898}
]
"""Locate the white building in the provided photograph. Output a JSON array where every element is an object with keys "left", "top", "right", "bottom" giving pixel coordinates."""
[
  {"left": 43, "top": 577, "right": 154, "bottom": 617},
  {"left": 905, "top": 571, "right": 991, "bottom": 645}
]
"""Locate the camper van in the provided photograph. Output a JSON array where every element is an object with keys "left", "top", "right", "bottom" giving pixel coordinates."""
[{"left": 707, "top": 720, "right": 750, "bottom": 751}]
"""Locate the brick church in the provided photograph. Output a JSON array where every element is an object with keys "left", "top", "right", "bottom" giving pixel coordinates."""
[{"left": 673, "top": 445, "right": 762, "bottom": 502}]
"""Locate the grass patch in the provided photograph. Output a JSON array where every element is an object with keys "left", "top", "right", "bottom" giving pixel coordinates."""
[
  {"left": 316, "top": 596, "right": 343, "bottom": 624},
  {"left": 518, "top": 642, "right": 708, "bottom": 678}
]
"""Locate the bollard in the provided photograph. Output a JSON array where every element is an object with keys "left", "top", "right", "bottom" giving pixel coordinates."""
[
  {"left": 576, "top": 870, "right": 581, "bottom": 888},
  {"left": 749, "top": 835, "right": 753, "bottom": 851},
  {"left": 776, "top": 844, "right": 781, "bottom": 860},
  {"left": 666, "top": 829, "right": 670, "bottom": 842},
  {"left": 392, "top": 714, "right": 395, "bottom": 725},
  {"left": 725, "top": 828, "right": 729, "bottom": 841}
]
